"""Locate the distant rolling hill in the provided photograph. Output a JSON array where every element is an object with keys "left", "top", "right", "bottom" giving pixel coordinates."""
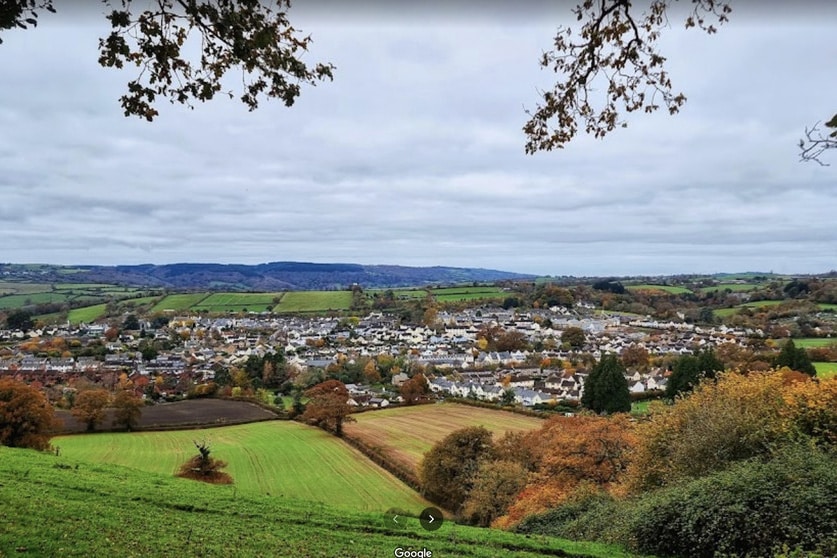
[{"left": 0, "top": 262, "right": 534, "bottom": 290}]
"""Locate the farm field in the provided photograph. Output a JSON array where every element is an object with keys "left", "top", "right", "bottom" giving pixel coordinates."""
[
  {"left": 814, "top": 362, "right": 837, "bottom": 378},
  {"left": 698, "top": 282, "right": 763, "bottom": 293},
  {"left": 432, "top": 286, "right": 505, "bottom": 302},
  {"left": 0, "top": 447, "right": 642, "bottom": 558},
  {"left": 625, "top": 284, "right": 692, "bottom": 295},
  {"left": 274, "top": 290, "right": 353, "bottom": 312},
  {"left": 55, "top": 399, "right": 278, "bottom": 433},
  {"left": 0, "top": 281, "right": 53, "bottom": 296},
  {"left": 792, "top": 338, "right": 837, "bottom": 348},
  {"left": 67, "top": 303, "right": 107, "bottom": 323},
  {"left": 54, "top": 421, "right": 430, "bottom": 513},
  {"left": 192, "top": 292, "right": 282, "bottom": 313},
  {"left": 343, "top": 403, "right": 543, "bottom": 474},
  {"left": 151, "top": 292, "right": 211, "bottom": 312}
]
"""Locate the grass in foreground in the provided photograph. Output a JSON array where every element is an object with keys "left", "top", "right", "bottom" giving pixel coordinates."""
[
  {"left": 344, "top": 403, "right": 543, "bottom": 473},
  {"left": 0, "top": 447, "right": 644, "bottom": 558},
  {"left": 54, "top": 421, "right": 427, "bottom": 513}
]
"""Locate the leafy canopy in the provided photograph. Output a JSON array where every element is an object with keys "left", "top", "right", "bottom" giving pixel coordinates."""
[{"left": 0, "top": 0, "right": 334, "bottom": 121}]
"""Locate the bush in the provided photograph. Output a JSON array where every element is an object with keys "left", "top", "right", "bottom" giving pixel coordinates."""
[{"left": 628, "top": 446, "right": 837, "bottom": 558}]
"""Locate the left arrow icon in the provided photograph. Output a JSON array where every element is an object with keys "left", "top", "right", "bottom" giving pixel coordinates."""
[{"left": 393, "top": 515, "right": 399, "bottom": 524}]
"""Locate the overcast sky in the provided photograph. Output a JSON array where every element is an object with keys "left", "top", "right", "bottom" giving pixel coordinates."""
[{"left": 0, "top": 3, "right": 835, "bottom": 276}]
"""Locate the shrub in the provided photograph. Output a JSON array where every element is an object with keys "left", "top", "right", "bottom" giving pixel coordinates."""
[
  {"left": 176, "top": 441, "right": 233, "bottom": 485},
  {"left": 628, "top": 445, "right": 837, "bottom": 558}
]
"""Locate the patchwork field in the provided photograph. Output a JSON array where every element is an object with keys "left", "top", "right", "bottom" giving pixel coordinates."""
[
  {"left": 0, "top": 448, "right": 641, "bottom": 558},
  {"left": 343, "top": 403, "right": 543, "bottom": 474},
  {"left": 54, "top": 421, "right": 430, "bottom": 513},
  {"left": 274, "top": 290, "right": 353, "bottom": 312}
]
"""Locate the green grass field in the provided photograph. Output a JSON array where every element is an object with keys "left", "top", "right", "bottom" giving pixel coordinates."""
[
  {"left": 814, "top": 362, "right": 837, "bottom": 378},
  {"left": 0, "top": 281, "right": 53, "bottom": 295},
  {"left": 151, "top": 293, "right": 211, "bottom": 312},
  {"left": 274, "top": 291, "right": 353, "bottom": 313},
  {"left": 67, "top": 303, "right": 108, "bottom": 324},
  {"left": 344, "top": 403, "right": 543, "bottom": 474},
  {"left": 626, "top": 284, "right": 692, "bottom": 295},
  {"left": 0, "top": 447, "right": 642, "bottom": 558},
  {"left": 192, "top": 292, "right": 282, "bottom": 312},
  {"left": 0, "top": 292, "right": 72, "bottom": 309},
  {"left": 792, "top": 338, "right": 837, "bottom": 348},
  {"left": 699, "top": 283, "right": 763, "bottom": 293},
  {"left": 54, "top": 421, "right": 427, "bottom": 513}
]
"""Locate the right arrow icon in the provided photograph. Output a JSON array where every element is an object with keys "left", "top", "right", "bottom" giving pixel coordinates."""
[{"left": 419, "top": 507, "right": 443, "bottom": 531}]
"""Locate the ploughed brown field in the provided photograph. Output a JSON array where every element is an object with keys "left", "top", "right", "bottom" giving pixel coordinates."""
[
  {"left": 343, "top": 403, "right": 544, "bottom": 474},
  {"left": 55, "top": 398, "right": 279, "bottom": 433}
]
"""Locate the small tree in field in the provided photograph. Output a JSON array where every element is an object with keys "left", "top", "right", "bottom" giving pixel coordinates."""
[
  {"left": 71, "top": 389, "right": 111, "bottom": 431},
  {"left": 177, "top": 441, "right": 233, "bottom": 485},
  {"left": 112, "top": 390, "right": 144, "bottom": 431}
]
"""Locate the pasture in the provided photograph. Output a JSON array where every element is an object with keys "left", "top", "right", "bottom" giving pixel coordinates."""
[
  {"left": 792, "top": 338, "right": 837, "bottom": 348},
  {"left": 192, "top": 292, "right": 282, "bottom": 313},
  {"left": 626, "top": 284, "right": 692, "bottom": 295},
  {"left": 274, "top": 290, "right": 353, "bottom": 312},
  {"left": 343, "top": 403, "right": 543, "bottom": 474},
  {"left": 151, "top": 292, "right": 211, "bottom": 312},
  {"left": 698, "top": 283, "right": 763, "bottom": 293},
  {"left": 67, "top": 303, "right": 108, "bottom": 324},
  {"left": 54, "top": 421, "right": 430, "bottom": 513},
  {"left": 814, "top": 362, "right": 837, "bottom": 378},
  {"left": 431, "top": 286, "right": 505, "bottom": 302}
]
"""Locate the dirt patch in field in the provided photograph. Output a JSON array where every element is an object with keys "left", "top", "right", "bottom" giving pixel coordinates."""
[{"left": 55, "top": 398, "right": 279, "bottom": 433}]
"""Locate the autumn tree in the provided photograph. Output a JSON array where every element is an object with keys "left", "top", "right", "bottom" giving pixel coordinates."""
[
  {"left": 627, "top": 370, "right": 794, "bottom": 492},
  {"left": 362, "top": 359, "right": 381, "bottom": 383},
  {"left": 581, "top": 354, "right": 630, "bottom": 414},
  {"left": 774, "top": 339, "right": 816, "bottom": 376},
  {"left": 461, "top": 460, "right": 528, "bottom": 527},
  {"left": 112, "top": 390, "right": 144, "bottom": 431},
  {"left": 419, "top": 426, "right": 495, "bottom": 514},
  {"left": 177, "top": 440, "right": 233, "bottom": 484},
  {"left": 399, "top": 373, "right": 429, "bottom": 405},
  {"left": 1, "top": 1, "right": 334, "bottom": 121},
  {"left": 560, "top": 326, "right": 586, "bottom": 350},
  {"left": 620, "top": 344, "right": 649, "bottom": 371},
  {"left": 300, "top": 379, "right": 354, "bottom": 437},
  {"left": 71, "top": 389, "right": 111, "bottom": 431},
  {"left": 524, "top": 1, "right": 834, "bottom": 164},
  {"left": 0, "top": 378, "right": 59, "bottom": 450},
  {"left": 497, "top": 414, "right": 635, "bottom": 528}
]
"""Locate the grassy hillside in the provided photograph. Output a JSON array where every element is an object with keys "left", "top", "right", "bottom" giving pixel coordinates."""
[
  {"left": 54, "top": 422, "right": 428, "bottom": 513},
  {"left": 343, "top": 403, "right": 543, "bottom": 474},
  {"left": 0, "top": 447, "right": 643, "bottom": 558}
]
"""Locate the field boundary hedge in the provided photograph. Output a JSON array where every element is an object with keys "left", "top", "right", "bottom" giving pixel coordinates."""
[
  {"left": 341, "top": 432, "right": 422, "bottom": 493},
  {"left": 445, "top": 397, "right": 551, "bottom": 419}
]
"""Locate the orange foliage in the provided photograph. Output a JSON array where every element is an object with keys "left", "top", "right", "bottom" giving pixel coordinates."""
[
  {"left": 0, "top": 378, "right": 60, "bottom": 450},
  {"left": 498, "top": 414, "right": 635, "bottom": 527}
]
